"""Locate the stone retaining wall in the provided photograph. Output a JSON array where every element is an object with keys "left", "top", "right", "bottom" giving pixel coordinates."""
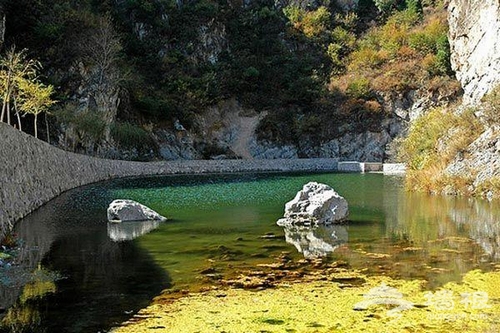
[{"left": 0, "top": 123, "right": 339, "bottom": 235}]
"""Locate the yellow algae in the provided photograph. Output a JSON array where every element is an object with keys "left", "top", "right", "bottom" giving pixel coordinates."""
[
  {"left": 112, "top": 270, "right": 500, "bottom": 333},
  {"left": 402, "top": 247, "right": 424, "bottom": 252},
  {"left": 364, "top": 252, "right": 392, "bottom": 259}
]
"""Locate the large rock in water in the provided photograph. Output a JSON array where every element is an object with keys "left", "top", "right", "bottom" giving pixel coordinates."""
[
  {"left": 107, "top": 199, "right": 167, "bottom": 223},
  {"left": 277, "top": 182, "right": 348, "bottom": 226}
]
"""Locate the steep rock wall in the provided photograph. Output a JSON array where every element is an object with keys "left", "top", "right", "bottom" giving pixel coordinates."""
[
  {"left": 0, "top": 123, "right": 339, "bottom": 235},
  {"left": 442, "top": 0, "right": 500, "bottom": 198},
  {"left": 448, "top": 0, "right": 500, "bottom": 104}
]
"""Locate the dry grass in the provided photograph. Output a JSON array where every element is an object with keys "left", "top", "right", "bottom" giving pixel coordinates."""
[
  {"left": 332, "top": 6, "right": 452, "bottom": 97},
  {"left": 400, "top": 105, "right": 483, "bottom": 195}
]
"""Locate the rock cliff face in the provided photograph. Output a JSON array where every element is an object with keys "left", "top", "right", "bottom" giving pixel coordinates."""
[
  {"left": 442, "top": 0, "right": 500, "bottom": 198},
  {"left": 448, "top": 0, "right": 500, "bottom": 104}
]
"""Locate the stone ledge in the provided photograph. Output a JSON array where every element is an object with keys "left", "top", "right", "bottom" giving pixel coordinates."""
[
  {"left": 338, "top": 161, "right": 364, "bottom": 173},
  {"left": 383, "top": 163, "right": 407, "bottom": 174},
  {"left": 0, "top": 123, "right": 339, "bottom": 235}
]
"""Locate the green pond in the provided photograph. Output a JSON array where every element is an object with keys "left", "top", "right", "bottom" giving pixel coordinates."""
[{"left": 1, "top": 172, "right": 500, "bottom": 333}]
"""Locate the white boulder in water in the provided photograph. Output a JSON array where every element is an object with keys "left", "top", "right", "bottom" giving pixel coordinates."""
[
  {"left": 107, "top": 199, "right": 167, "bottom": 223},
  {"left": 277, "top": 182, "right": 348, "bottom": 226}
]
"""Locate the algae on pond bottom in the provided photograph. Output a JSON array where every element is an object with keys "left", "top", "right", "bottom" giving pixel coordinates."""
[{"left": 112, "top": 269, "right": 500, "bottom": 333}]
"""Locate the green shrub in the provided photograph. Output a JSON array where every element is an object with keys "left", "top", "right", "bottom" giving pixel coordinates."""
[
  {"left": 331, "top": 26, "right": 356, "bottom": 49},
  {"left": 408, "top": 31, "right": 436, "bottom": 53},
  {"left": 74, "top": 112, "right": 106, "bottom": 141},
  {"left": 194, "top": 0, "right": 218, "bottom": 17},
  {"left": 327, "top": 43, "right": 343, "bottom": 67},
  {"left": 111, "top": 122, "right": 153, "bottom": 149},
  {"left": 348, "top": 48, "right": 388, "bottom": 71},
  {"left": 346, "top": 77, "right": 372, "bottom": 99},
  {"left": 283, "top": 5, "right": 332, "bottom": 39},
  {"left": 55, "top": 102, "right": 106, "bottom": 141},
  {"left": 243, "top": 66, "right": 260, "bottom": 78},
  {"left": 480, "top": 85, "right": 500, "bottom": 125},
  {"left": 283, "top": 5, "right": 304, "bottom": 25},
  {"left": 301, "top": 6, "right": 331, "bottom": 38},
  {"left": 400, "top": 108, "right": 483, "bottom": 170},
  {"left": 374, "top": 0, "right": 397, "bottom": 14},
  {"left": 434, "top": 34, "right": 452, "bottom": 75},
  {"left": 400, "top": 107, "right": 450, "bottom": 170}
]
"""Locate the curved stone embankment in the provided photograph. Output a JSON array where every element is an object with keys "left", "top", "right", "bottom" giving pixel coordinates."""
[{"left": 0, "top": 123, "right": 339, "bottom": 234}]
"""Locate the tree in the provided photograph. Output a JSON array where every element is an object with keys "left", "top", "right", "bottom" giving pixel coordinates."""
[
  {"left": 0, "top": 47, "right": 39, "bottom": 128},
  {"left": 17, "top": 78, "right": 55, "bottom": 139},
  {"left": 81, "top": 15, "right": 122, "bottom": 142}
]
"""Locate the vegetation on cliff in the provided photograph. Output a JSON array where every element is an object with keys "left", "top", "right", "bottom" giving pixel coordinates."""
[
  {"left": 399, "top": 85, "right": 500, "bottom": 198},
  {"left": 0, "top": 0, "right": 456, "bottom": 159}
]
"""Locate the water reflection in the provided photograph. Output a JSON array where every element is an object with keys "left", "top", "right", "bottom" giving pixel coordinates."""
[
  {"left": 107, "top": 220, "right": 161, "bottom": 242},
  {"left": 4, "top": 172, "right": 500, "bottom": 332},
  {"left": 384, "top": 190, "right": 500, "bottom": 260},
  {"left": 2, "top": 186, "right": 171, "bottom": 333},
  {"left": 281, "top": 224, "right": 348, "bottom": 259},
  {"left": 1, "top": 268, "right": 58, "bottom": 333},
  {"left": 449, "top": 199, "right": 500, "bottom": 260}
]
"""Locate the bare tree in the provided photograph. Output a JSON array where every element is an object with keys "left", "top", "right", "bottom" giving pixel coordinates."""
[{"left": 80, "top": 16, "right": 122, "bottom": 142}]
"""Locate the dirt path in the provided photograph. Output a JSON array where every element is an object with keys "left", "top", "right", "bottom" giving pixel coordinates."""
[{"left": 231, "top": 115, "right": 260, "bottom": 159}]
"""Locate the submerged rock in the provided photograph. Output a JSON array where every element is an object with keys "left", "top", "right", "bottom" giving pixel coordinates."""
[
  {"left": 107, "top": 199, "right": 167, "bottom": 223},
  {"left": 277, "top": 182, "right": 349, "bottom": 226}
]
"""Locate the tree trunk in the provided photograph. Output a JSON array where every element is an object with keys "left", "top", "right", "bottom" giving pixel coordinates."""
[
  {"left": 34, "top": 113, "right": 38, "bottom": 139},
  {"left": 45, "top": 113, "right": 50, "bottom": 143},
  {"left": 6, "top": 101, "right": 10, "bottom": 125},
  {"left": 14, "top": 99, "right": 22, "bottom": 131},
  {"left": 0, "top": 100, "right": 6, "bottom": 122},
  {"left": 15, "top": 110, "right": 22, "bottom": 131}
]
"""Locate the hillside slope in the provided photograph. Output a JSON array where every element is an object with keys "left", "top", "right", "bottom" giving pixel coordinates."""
[
  {"left": 0, "top": 0, "right": 458, "bottom": 161},
  {"left": 400, "top": 0, "right": 500, "bottom": 199}
]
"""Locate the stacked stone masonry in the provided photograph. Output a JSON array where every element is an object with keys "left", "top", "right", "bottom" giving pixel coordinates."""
[{"left": 0, "top": 123, "right": 339, "bottom": 231}]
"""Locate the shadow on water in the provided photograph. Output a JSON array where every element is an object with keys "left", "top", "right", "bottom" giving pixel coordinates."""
[{"left": 0, "top": 184, "right": 171, "bottom": 333}]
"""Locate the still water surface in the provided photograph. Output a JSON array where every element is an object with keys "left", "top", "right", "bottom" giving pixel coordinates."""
[{"left": 1, "top": 172, "right": 500, "bottom": 332}]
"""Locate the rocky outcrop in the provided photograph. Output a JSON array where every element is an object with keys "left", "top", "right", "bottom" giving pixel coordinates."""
[
  {"left": 319, "top": 131, "right": 391, "bottom": 162},
  {"left": 277, "top": 182, "right": 349, "bottom": 226},
  {"left": 154, "top": 129, "right": 200, "bottom": 160},
  {"left": 192, "top": 19, "right": 227, "bottom": 65},
  {"left": 448, "top": 0, "right": 500, "bottom": 104},
  {"left": 334, "top": 0, "right": 358, "bottom": 11},
  {"left": 445, "top": 125, "right": 500, "bottom": 198},
  {"left": 107, "top": 199, "right": 167, "bottom": 222},
  {"left": 438, "top": 0, "right": 500, "bottom": 198}
]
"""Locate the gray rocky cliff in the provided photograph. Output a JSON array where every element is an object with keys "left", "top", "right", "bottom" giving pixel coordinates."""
[
  {"left": 155, "top": 87, "right": 456, "bottom": 162},
  {"left": 448, "top": 0, "right": 500, "bottom": 104},
  {"left": 443, "top": 0, "right": 500, "bottom": 198}
]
